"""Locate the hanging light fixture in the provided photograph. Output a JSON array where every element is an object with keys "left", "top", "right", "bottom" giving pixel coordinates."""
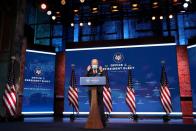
[
  {"left": 47, "top": 10, "right": 52, "bottom": 15},
  {"left": 152, "top": 16, "right": 156, "bottom": 20},
  {"left": 79, "top": 22, "right": 84, "bottom": 27},
  {"left": 111, "top": 2, "right": 119, "bottom": 12},
  {"left": 88, "top": 21, "right": 92, "bottom": 26},
  {"left": 169, "top": 14, "right": 173, "bottom": 19},
  {"left": 159, "top": 16, "right": 163, "bottom": 20},
  {"left": 61, "top": 0, "right": 66, "bottom": 5},
  {"left": 80, "top": 0, "right": 85, "bottom": 3},
  {"left": 41, "top": 3, "right": 47, "bottom": 10},
  {"left": 70, "top": 22, "right": 74, "bottom": 27},
  {"left": 52, "top": 16, "right": 56, "bottom": 20},
  {"left": 152, "top": 0, "right": 159, "bottom": 8}
]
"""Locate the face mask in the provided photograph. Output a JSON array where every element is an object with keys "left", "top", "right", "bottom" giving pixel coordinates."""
[{"left": 92, "top": 65, "right": 98, "bottom": 69}]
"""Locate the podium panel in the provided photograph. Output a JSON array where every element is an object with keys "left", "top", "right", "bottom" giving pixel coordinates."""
[{"left": 80, "top": 77, "right": 106, "bottom": 129}]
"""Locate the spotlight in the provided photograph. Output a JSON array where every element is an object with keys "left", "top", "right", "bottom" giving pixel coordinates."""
[
  {"left": 52, "top": 16, "right": 56, "bottom": 20},
  {"left": 56, "top": 11, "right": 60, "bottom": 14},
  {"left": 88, "top": 21, "right": 91, "bottom": 26},
  {"left": 153, "top": 2, "right": 158, "bottom": 6},
  {"left": 92, "top": 7, "right": 98, "bottom": 10},
  {"left": 111, "top": 4, "right": 119, "bottom": 12},
  {"left": 92, "top": 7, "right": 98, "bottom": 13},
  {"left": 79, "top": 22, "right": 83, "bottom": 27},
  {"left": 152, "top": 1, "right": 159, "bottom": 8},
  {"left": 152, "top": 16, "right": 156, "bottom": 20},
  {"left": 61, "top": 0, "right": 66, "bottom": 5},
  {"left": 169, "top": 14, "right": 173, "bottom": 19},
  {"left": 41, "top": 3, "right": 47, "bottom": 10},
  {"left": 47, "top": 10, "right": 52, "bottom": 15},
  {"left": 185, "top": 0, "right": 190, "bottom": 2},
  {"left": 183, "top": 3, "right": 189, "bottom": 8},
  {"left": 132, "top": 4, "right": 138, "bottom": 8},
  {"left": 131, "top": 3, "right": 139, "bottom": 11},
  {"left": 160, "top": 16, "right": 163, "bottom": 20},
  {"left": 70, "top": 22, "right": 74, "bottom": 27},
  {"left": 112, "top": 5, "right": 118, "bottom": 9},
  {"left": 80, "top": 0, "right": 85, "bottom": 3},
  {"left": 73, "top": 9, "right": 79, "bottom": 13}
]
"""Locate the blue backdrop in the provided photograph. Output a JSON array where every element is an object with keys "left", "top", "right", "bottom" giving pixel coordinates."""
[
  {"left": 22, "top": 50, "right": 55, "bottom": 112},
  {"left": 65, "top": 45, "right": 181, "bottom": 113},
  {"left": 188, "top": 45, "right": 196, "bottom": 112}
]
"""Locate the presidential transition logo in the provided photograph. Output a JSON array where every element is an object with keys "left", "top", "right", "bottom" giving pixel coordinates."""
[{"left": 113, "top": 52, "right": 124, "bottom": 63}]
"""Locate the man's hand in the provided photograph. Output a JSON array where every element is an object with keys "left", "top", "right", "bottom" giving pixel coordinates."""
[
  {"left": 99, "top": 66, "right": 103, "bottom": 72},
  {"left": 87, "top": 65, "right": 91, "bottom": 71}
]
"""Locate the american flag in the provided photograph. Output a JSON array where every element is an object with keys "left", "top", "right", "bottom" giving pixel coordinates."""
[
  {"left": 125, "top": 69, "right": 136, "bottom": 114},
  {"left": 2, "top": 59, "right": 17, "bottom": 117},
  {"left": 160, "top": 64, "right": 172, "bottom": 114},
  {"left": 103, "top": 71, "right": 112, "bottom": 113},
  {"left": 68, "top": 67, "right": 79, "bottom": 113}
]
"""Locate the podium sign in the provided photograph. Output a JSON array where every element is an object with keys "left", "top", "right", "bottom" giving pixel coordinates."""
[
  {"left": 80, "top": 76, "right": 106, "bottom": 129},
  {"left": 80, "top": 77, "right": 106, "bottom": 86}
]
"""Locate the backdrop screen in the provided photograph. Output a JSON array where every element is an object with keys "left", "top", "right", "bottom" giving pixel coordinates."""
[
  {"left": 188, "top": 45, "right": 196, "bottom": 112},
  {"left": 22, "top": 50, "right": 55, "bottom": 112},
  {"left": 65, "top": 44, "right": 181, "bottom": 113}
]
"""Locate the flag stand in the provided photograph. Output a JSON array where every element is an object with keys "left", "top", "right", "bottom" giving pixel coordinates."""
[
  {"left": 163, "top": 114, "right": 170, "bottom": 122},
  {"left": 105, "top": 112, "right": 110, "bottom": 122},
  {"left": 70, "top": 107, "right": 76, "bottom": 122},
  {"left": 129, "top": 114, "right": 138, "bottom": 121}
]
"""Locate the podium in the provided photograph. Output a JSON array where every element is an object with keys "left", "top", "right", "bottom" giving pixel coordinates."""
[{"left": 80, "top": 77, "right": 106, "bottom": 129}]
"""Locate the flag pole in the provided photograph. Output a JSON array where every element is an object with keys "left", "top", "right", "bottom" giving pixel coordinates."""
[
  {"left": 69, "top": 64, "right": 76, "bottom": 122},
  {"left": 160, "top": 61, "right": 171, "bottom": 122}
]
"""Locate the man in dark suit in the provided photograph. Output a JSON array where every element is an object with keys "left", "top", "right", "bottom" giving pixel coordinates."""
[{"left": 86, "top": 59, "right": 106, "bottom": 127}]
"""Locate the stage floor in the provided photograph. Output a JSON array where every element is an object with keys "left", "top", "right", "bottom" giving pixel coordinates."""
[{"left": 0, "top": 118, "right": 196, "bottom": 131}]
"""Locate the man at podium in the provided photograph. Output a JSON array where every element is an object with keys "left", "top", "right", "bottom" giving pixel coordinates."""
[{"left": 86, "top": 59, "right": 106, "bottom": 127}]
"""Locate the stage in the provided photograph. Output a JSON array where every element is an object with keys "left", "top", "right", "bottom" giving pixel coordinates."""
[{"left": 0, "top": 118, "right": 196, "bottom": 131}]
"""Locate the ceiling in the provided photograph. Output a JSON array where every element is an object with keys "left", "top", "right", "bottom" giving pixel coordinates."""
[{"left": 31, "top": 0, "right": 195, "bottom": 24}]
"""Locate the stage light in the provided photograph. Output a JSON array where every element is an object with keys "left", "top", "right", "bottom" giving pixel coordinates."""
[
  {"left": 92, "top": 7, "right": 98, "bottom": 14},
  {"left": 88, "top": 22, "right": 91, "bottom": 26},
  {"left": 185, "top": 0, "right": 190, "bottom": 2},
  {"left": 47, "top": 10, "right": 52, "bottom": 15},
  {"left": 112, "top": 5, "right": 118, "bottom": 9},
  {"left": 41, "top": 3, "right": 47, "bottom": 10},
  {"left": 131, "top": 1, "right": 139, "bottom": 11},
  {"left": 80, "top": 0, "right": 85, "bottom": 3},
  {"left": 180, "top": 10, "right": 186, "bottom": 13},
  {"left": 152, "top": 1, "right": 159, "bottom": 8},
  {"left": 183, "top": 3, "right": 189, "bottom": 8},
  {"left": 169, "top": 14, "right": 173, "bottom": 19},
  {"left": 153, "top": 2, "right": 158, "bottom": 6},
  {"left": 73, "top": 9, "right": 79, "bottom": 14},
  {"left": 70, "top": 22, "right": 74, "bottom": 27},
  {"left": 61, "top": 0, "right": 66, "bottom": 5},
  {"left": 52, "top": 16, "right": 56, "bottom": 20},
  {"left": 79, "top": 22, "right": 83, "bottom": 27},
  {"left": 56, "top": 11, "right": 60, "bottom": 14},
  {"left": 132, "top": 4, "right": 138, "bottom": 8},
  {"left": 152, "top": 16, "right": 156, "bottom": 20},
  {"left": 160, "top": 16, "right": 163, "bottom": 20},
  {"left": 92, "top": 7, "right": 98, "bottom": 11},
  {"left": 111, "top": 4, "right": 119, "bottom": 12}
]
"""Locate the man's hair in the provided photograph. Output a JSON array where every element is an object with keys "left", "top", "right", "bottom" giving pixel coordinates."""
[{"left": 91, "top": 59, "right": 98, "bottom": 63}]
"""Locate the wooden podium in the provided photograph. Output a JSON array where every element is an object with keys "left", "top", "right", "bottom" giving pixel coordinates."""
[
  {"left": 80, "top": 77, "right": 106, "bottom": 129},
  {"left": 85, "top": 86, "right": 103, "bottom": 129}
]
